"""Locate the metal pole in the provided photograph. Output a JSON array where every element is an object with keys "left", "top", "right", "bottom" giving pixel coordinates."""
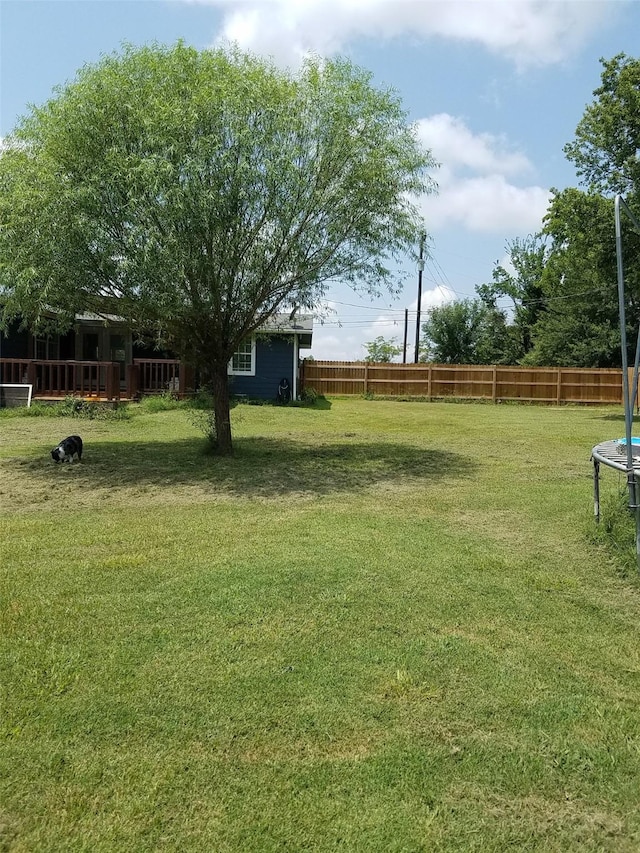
[
  {"left": 414, "top": 231, "right": 426, "bottom": 363},
  {"left": 402, "top": 309, "right": 408, "bottom": 364},
  {"left": 615, "top": 197, "right": 635, "bottom": 484},
  {"left": 292, "top": 333, "right": 299, "bottom": 401},
  {"left": 615, "top": 194, "right": 640, "bottom": 569},
  {"left": 631, "top": 326, "right": 640, "bottom": 414},
  {"left": 593, "top": 457, "right": 600, "bottom": 523}
]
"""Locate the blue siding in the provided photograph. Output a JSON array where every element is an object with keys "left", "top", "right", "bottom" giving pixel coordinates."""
[{"left": 230, "top": 336, "right": 294, "bottom": 400}]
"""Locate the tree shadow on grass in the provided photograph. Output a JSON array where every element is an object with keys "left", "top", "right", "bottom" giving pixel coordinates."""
[
  {"left": 593, "top": 411, "right": 626, "bottom": 423},
  {"left": 20, "top": 435, "right": 477, "bottom": 499}
]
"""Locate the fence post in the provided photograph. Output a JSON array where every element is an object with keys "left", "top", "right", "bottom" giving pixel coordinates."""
[
  {"left": 427, "top": 365, "right": 432, "bottom": 400},
  {"left": 181, "top": 363, "right": 195, "bottom": 396},
  {"left": 492, "top": 365, "right": 497, "bottom": 402},
  {"left": 26, "top": 361, "right": 37, "bottom": 392},
  {"left": 113, "top": 363, "right": 121, "bottom": 401},
  {"left": 364, "top": 362, "right": 369, "bottom": 395},
  {"left": 105, "top": 363, "right": 114, "bottom": 400},
  {"left": 127, "top": 363, "right": 139, "bottom": 400}
]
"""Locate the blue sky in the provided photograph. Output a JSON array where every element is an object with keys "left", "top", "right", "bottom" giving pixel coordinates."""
[{"left": 1, "top": 0, "right": 638, "bottom": 359}]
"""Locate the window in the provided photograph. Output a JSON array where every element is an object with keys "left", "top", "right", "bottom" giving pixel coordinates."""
[
  {"left": 228, "top": 337, "right": 256, "bottom": 376},
  {"left": 35, "top": 335, "right": 59, "bottom": 360}
]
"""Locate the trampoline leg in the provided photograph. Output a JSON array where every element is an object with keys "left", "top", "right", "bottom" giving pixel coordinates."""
[
  {"left": 593, "top": 458, "right": 600, "bottom": 523},
  {"left": 635, "top": 474, "right": 640, "bottom": 572}
]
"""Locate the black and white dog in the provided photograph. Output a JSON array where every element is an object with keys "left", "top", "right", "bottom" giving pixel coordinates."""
[{"left": 51, "top": 435, "right": 83, "bottom": 464}]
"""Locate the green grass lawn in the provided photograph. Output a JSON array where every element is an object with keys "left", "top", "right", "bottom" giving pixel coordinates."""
[{"left": 1, "top": 397, "right": 640, "bottom": 852}]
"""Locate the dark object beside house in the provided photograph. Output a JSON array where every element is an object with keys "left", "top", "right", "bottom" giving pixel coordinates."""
[{"left": 277, "top": 377, "right": 291, "bottom": 404}]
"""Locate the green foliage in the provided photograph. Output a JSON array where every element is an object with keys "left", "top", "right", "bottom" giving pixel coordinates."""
[
  {"left": 187, "top": 407, "right": 219, "bottom": 449},
  {"left": 0, "top": 42, "right": 436, "bottom": 454},
  {"left": 531, "top": 187, "right": 640, "bottom": 367},
  {"left": 470, "top": 54, "right": 640, "bottom": 370},
  {"left": 0, "top": 400, "right": 58, "bottom": 418},
  {"left": 363, "top": 335, "right": 403, "bottom": 363},
  {"left": 187, "top": 392, "right": 240, "bottom": 449},
  {"left": 300, "top": 386, "right": 319, "bottom": 404},
  {"left": 477, "top": 234, "right": 549, "bottom": 362},
  {"left": 589, "top": 489, "right": 638, "bottom": 577},
  {"left": 420, "top": 298, "right": 510, "bottom": 364},
  {"left": 0, "top": 396, "right": 130, "bottom": 420},
  {"left": 56, "top": 396, "right": 131, "bottom": 420},
  {"left": 564, "top": 53, "right": 640, "bottom": 196},
  {"left": 137, "top": 391, "right": 184, "bottom": 414},
  {"left": 529, "top": 54, "right": 640, "bottom": 368},
  {"left": 187, "top": 388, "right": 215, "bottom": 411}
]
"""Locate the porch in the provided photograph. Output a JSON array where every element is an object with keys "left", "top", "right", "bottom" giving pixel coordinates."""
[{"left": 0, "top": 358, "right": 192, "bottom": 402}]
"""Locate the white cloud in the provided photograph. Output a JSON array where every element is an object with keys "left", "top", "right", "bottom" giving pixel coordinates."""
[
  {"left": 195, "top": 0, "right": 615, "bottom": 69},
  {"left": 417, "top": 114, "right": 531, "bottom": 177},
  {"left": 416, "top": 113, "right": 551, "bottom": 233},
  {"left": 420, "top": 174, "right": 551, "bottom": 232}
]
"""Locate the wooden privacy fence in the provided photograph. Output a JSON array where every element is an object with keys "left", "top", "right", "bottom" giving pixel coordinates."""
[{"left": 300, "top": 361, "right": 634, "bottom": 406}]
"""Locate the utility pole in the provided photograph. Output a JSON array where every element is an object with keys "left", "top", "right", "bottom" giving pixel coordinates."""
[
  {"left": 402, "top": 308, "right": 408, "bottom": 363},
  {"left": 414, "top": 231, "right": 426, "bottom": 363}
]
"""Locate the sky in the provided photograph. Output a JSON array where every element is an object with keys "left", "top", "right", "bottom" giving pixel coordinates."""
[{"left": 1, "top": 0, "right": 639, "bottom": 360}]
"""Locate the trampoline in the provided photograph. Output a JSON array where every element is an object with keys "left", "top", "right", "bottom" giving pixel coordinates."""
[{"left": 592, "top": 439, "right": 640, "bottom": 522}]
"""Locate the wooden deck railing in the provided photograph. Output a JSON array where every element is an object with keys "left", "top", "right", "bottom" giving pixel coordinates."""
[
  {"left": 301, "top": 360, "right": 633, "bottom": 406},
  {"left": 0, "top": 359, "right": 122, "bottom": 399},
  {"left": 133, "top": 359, "right": 181, "bottom": 394},
  {"left": 0, "top": 358, "right": 190, "bottom": 401}
]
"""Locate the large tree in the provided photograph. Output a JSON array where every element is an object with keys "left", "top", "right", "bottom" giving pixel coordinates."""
[
  {"left": 420, "top": 298, "right": 511, "bottom": 365},
  {"left": 529, "top": 53, "right": 640, "bottom": 367},
  {"left": 563, "top": 53, "right": 640, "bottom": 196},
  {"left": 0, "top": 43, "right": 435, "bottom": 453},
  {"left": 363, "top": 335, "right": 402, "bottom": 363},
  {"left": 530, "top": 188, "right": 638, "bottom": 367},
  {"left": 476, "top": 234, "right": 548, "bottom": 362}
]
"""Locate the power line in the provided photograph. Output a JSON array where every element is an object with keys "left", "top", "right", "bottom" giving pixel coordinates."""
[
  {"left": 491, "top": 287, "right": 607, "bottom": 309},
  {"left": 327, "top": 299, "right": 408, "bottom": 313}
]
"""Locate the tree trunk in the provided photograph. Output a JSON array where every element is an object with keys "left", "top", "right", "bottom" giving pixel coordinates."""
[{"left": 209, "top": 362, "right": 233, "bottom": 456}]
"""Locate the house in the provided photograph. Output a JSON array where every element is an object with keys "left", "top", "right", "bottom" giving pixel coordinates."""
[{"left": 0, "top": 313, "right": 313, "bottom": 403}]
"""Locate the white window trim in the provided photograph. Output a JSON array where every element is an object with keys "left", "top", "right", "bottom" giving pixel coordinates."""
[
  {"left": 34, "top": 333, "right": 60, "bottom": 361},
  {"left": 228, "top": 336, "right": 256, "bottom": 376}
]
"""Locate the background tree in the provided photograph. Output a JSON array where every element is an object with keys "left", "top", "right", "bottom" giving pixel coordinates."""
[
  {"left": 528, "top": 54, "right": 640, "bottom": 367},
  {"left": 526, "top": 188, "right": 639, "bottom": 366},
  {"left": 564, "top": 53, "right": 640, "bottom": 196},
  {"left": 420, "top": 298, "right": 509, "bottom": 364},
  {"left": 363, "top": 335, "right": 402, "bottom": 362},
  {"left": 476, "top": 234, "right": 548, "bottom": 362},
  {"left": 466, "top": 54, "right": 640, "bottom": 369},
  {"left": 0, "top": 43, "right": 435, "bottom": 454}
]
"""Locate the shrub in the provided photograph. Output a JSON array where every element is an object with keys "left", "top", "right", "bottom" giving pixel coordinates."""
[
  {"left": 0, "top": 400, "right": 57, "bottom": 418},
  {"left": 138, "top": 391, "right": 183, "bottom": 413},
  {"left": 0, "top": 397, "right": 129, "bottom": 420}
]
